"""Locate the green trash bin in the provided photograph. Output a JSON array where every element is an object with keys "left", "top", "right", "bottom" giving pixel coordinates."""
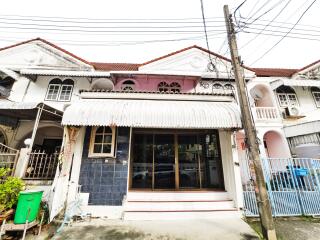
[{"left": 13, "top": 190, "right": 43, "bottom": 224}]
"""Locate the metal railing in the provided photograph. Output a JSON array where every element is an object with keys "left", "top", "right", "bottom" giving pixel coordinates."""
[
  {"left": 241, "top": 157, "right": 320, "bottom": 217},
  {"left": 0, "top": 143, "right": 19, "bottom": 172},
  {"left": 254, "top": 107, "right": 280, "bottom": 120},
  {"left": 24, "top": 150, "right": 59, "bottom": 180}
]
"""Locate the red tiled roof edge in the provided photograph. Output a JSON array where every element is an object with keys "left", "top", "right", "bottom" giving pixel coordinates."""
[
  {"left": 298, "top": 59, "right": 320, "bottom": 72},
  {"left": 90, "top": 62, "right": 141, "bottom": 71},
  {"left": 0, "top": 38, "right": 92, "bottom": 66},
  {"left": 250, "top": 68, "right": 299, "bottom": 77},
  {"left": 140, "top": 45, "right": 253, "bottom": 71}
]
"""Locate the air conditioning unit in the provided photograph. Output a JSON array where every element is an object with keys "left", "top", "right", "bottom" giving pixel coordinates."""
[{"left": 287, "top": 106, "right": 300, "bottom": 117}]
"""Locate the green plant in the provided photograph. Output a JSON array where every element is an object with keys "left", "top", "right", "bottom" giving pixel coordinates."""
[{"left": 0, "top": 167, "right": 25, "bottom": 214}]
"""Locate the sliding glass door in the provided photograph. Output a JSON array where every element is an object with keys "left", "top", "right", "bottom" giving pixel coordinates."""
[
  {"left": 131, "top": 130, "right": 224, "bottom": 190},
  {"left": 154, "top": 134, "right": 175, "bottom": 189},
  {"left": 178, "top": 134, "right": 201, "bottom": 189}
]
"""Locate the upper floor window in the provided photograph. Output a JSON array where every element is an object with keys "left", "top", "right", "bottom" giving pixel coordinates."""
[
  {"left": 89, "top": 126, "right": 116, "bottom": 157},
  {"left": 213, "top": 83, "right": 223, "bottom": 89},
  {"left": 121, "top": 80, "right": 135, "bottom": 91},
  {"left": 158, "top": 82, "right": 169, "bottom": 92},
  {"left": 311, "top": 87, "right": 320, "bottom": 107},
  {"left": 45, "top": 78, "right": 74, "bottom": 101},
  {"left": 276, "top": 86, "right": 298, "bottom": 107},
  {"left": 157, "top": 82, "right": 181, "bottom": 93},
  {"left": 169, "top": 82, "right": 181, "bottom": 93},
  {"left": 0, "top": 76, "right": 14, "bottom": 97},
  {"left": 224, "top": 83, "right": 234, "bottom": 90}
]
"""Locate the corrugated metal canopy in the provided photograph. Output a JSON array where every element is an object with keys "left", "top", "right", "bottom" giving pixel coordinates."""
[
  {"left": 62, "top": 99, "right": 242, "bottom": 129},
  {"left": 20, "top": 69, "right": 111, "bottom": 77},
  {"left": 0, "top": 100, "right": 62, "bottom": 121},
  {"left": 271, "top": 79, "right": 320, "bottom": 89}
]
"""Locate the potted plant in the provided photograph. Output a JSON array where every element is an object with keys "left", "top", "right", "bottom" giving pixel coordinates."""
[{"left": 0, "top": 168, "right": 25, "bottom": 223}]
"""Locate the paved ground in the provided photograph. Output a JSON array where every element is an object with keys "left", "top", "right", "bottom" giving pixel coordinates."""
[
  {"left": 248, "top": 217, "right": 320, "bottom": 240},
  {"left": 40, "top": 218, "right": 258, "bottom": 240},
  {"left": 6, "top": 217, "right": 320, "bottom": 239}
]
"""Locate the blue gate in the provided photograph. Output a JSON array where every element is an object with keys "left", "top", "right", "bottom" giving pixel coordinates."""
[{"left": 241, "top": 157, "right": 320, "bottom": 217}]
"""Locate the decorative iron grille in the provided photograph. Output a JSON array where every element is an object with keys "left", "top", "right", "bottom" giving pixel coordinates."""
[{"left": 24, "top": 150, "right": 59, "bottom": 180}]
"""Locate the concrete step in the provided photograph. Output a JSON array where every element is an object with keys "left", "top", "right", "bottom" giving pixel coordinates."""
[
  {"left": 126, "top": 191, "right": 230, "bottom": 202},
  {"left": 123, "top": 209, "right": 240, "bottom": 220},
  {"left": 124, "top": 191, "right": 236, "bottom": 220},
  {"left": 125, "top": 200, "right": 235, "bottom": 211}
]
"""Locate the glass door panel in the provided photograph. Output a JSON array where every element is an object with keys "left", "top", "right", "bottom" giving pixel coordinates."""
[
  {"left": 178, "top": 134, "right": 201, "bottom": 189},
  {"left": 132, "top": 134, "right": 153, "bottom": 189},
  {"left": 200, "top": 133, "right": 224, "bottom": 189},
  {"left": 154, "top": 134, "right": 175, "bottom": 189}
]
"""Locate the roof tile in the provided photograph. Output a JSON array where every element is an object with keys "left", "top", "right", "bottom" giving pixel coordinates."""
[
  {"left": 90, "top": 62, "right": 140, "bottom": 71},
  {"left": 251, "top": 68, "right": 299, "bottom": 77}
]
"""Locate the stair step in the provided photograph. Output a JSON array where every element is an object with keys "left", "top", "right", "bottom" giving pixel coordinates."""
[
  {"left": 127, "top": 191, "right": 230, "bottom": 201},
  {"left": 123, "top": 210, "right": 240, "bottom": 220},
  {"left": 128, "top": 200, "right": 232, "bottom": 202},
  {"left": 125, "top": 201, "right": 235, "bottom": 211}
]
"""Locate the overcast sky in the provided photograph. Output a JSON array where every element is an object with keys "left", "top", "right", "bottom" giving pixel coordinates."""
[{"left": 0, "top": 0, "right": 319, "bottom": 68}]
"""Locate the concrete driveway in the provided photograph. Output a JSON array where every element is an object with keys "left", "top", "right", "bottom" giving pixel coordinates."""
[{"left": 50, "top": 218, "right": 258, "bottom": 240}]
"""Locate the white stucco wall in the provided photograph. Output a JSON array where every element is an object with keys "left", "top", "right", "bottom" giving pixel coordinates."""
[
  {"left": 219, "top": 130, "right": 243, "bottom": 209},
  {"left": 9, "top": 75, "right": 91, "bottom": 111}
]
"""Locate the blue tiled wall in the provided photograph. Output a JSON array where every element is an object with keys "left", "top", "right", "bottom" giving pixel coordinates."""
[{"left": 79, "top": 127, "right": 129, "bottom": 205}]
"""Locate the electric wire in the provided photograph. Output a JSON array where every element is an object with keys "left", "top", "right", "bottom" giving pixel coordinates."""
[
  {"left": 0, "top": 31, "right": 227, "bottom": 47},
  {"left": 0, "top": 14, "right": 225, "bottom": 21},
  {"left": 245, "top": 26, "right": 320, "bottom": 37},
  {"left": 242, "top": 30, "right": 320, "bottom": 42},
  {"left": 239, "top": 0, "right": 293, "bottom": 50},
  {"left": 236, "top": 0, "right": 286, "bottom": 34},
  {"left": 199, "top": 0, "right": 217, "bottom": 73},
  {"left": 237, "top": 0, "right": 318, "bottom": 61},
  {"left": 0, "top": 20, "right": 228, "bottom": 29},
  {"left": 249, "top": 0, "right": 318, "bottom": 65},
  {"left": 245, "top": 0, "right": 261, "bottom": 20},
  {"left": 233, "top": 0, "right": 248, "bottom": 28}
]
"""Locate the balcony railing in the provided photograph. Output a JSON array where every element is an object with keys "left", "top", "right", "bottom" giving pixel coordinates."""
[{"left": 254, "top": 107, "right": 280, "bottom": 121}]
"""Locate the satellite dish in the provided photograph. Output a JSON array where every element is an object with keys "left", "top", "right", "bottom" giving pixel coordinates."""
[
  {"left": 250, "top": 88, "right": 264, "bottom": 100},
  {"left": 91, "top": 78, "right": 114, "bottom": 90}
]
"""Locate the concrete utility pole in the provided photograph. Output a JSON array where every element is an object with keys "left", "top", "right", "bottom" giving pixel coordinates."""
[{"left": 223, "top": 5, "right": 277, "bottom": 240}]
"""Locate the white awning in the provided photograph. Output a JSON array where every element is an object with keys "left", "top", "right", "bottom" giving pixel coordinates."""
[
  {"left": 62, "top": 99, "right": 242, "bottom": 129},
  {"left": 271, "top": 79, "right": 320, "bottom": 89}
]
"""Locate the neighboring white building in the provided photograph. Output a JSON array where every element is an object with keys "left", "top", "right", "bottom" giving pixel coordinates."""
[{"left": 249, "top": 63, "right": 320, "bottom": 159}]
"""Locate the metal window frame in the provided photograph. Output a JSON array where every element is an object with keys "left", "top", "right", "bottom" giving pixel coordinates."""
[{"left": 312, "top": 91, "right": 320, "bottom": 108}]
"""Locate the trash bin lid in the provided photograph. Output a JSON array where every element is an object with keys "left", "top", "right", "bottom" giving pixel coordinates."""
[{"left": 19, "top": 190, "right": 44, "bottom": 194}]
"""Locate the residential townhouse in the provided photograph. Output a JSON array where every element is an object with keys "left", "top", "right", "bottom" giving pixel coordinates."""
[{"left": 0, "top": 38, "right": 319, "bottom": 220}]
